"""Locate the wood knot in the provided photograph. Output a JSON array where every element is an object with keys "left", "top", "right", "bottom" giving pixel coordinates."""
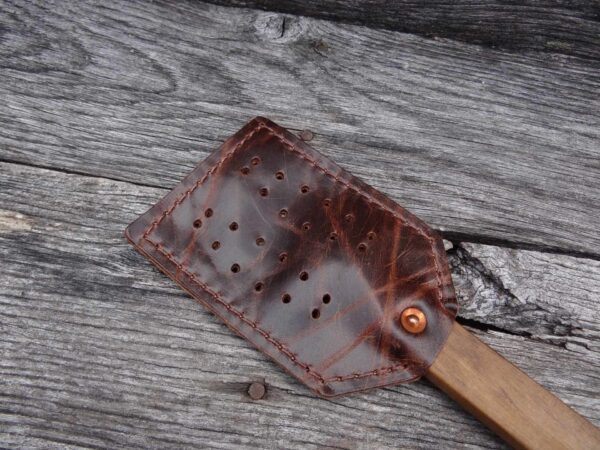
[{"left": 253, "top": 13, "right": 304, "bottom": 43}]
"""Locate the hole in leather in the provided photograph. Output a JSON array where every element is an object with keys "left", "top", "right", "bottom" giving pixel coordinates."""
[
  {"left": 205, "top": 208, "right": 214, "bottom": 218},
  {"left": 322, "top": 294, "right": 331, "bottom": 304},
  {"left": 323, "top": 198, "right": 331, "bottom": 207},
  {"left": 279, "top": 252, "right": 288, "bottom": 263},
  {"left": 329, "top": 232, "right": 338, "bottom": 241},
  {"left": 231, "top": 263, "right": 240, "bottom": 273},
  {"left": 275, "top": 171, "right": 285, "bottom": 180},
  {"left": 282, "top": 293, "right": 291, "bottom": 304},
  {"left": 302, "top": 222, "right": 311, "bottom": 231},
  {"left": 367, "top": 231, "right": 376, "bottom": 240},
  {"left": 193, "top": 219, "right": 202, "bottom": 228},
  {"left": 229, "top": 222, "right": 239, "bottom": 231},
  {"left": 240, "top": 167, "right": 250, "bottom": 175},
  {"left": 211, "top": 241, "right": 221, "bottom": 250},
  {"left": 251, "top": 157, "right": 261, "bottom": 166},
  {"left": 256, "top": 237, "right": 265, "bottom": 246},
  {"left": 358, "top": 243, "right": 367, "bottom": 252},
  {"left": 279, "top": 209, "right": 288, "bottom": 218},
  {"left": 312, "top": 308, "right": 320, "bottom": 319},
  {"left": 254, "top": 281, "right": 264, "bottom": 292},
  {"left": 344, "top": 213, "right": 354, "bottom": 222},
  {"left": 300, "top": 185, "right": 310, "bottom": 193},
  {"left": 299, "top": 271, "right": 309, "bottom": 281},
  {"left": 259, "top": 187, "right": 269, "bottom": 197}
]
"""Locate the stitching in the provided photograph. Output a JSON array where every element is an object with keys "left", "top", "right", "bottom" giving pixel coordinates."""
[
  {"left": 141, "top": 121, "right": 446, "bottom": 384},
  {"left": 147, "top": 240, "right": 326, "bottom": 384},
  {"left": 143, "top": 124, "right": 265, "bottom": 239},
  {"left": 265, "top": 127, "right": 445, "bottom": 308}
]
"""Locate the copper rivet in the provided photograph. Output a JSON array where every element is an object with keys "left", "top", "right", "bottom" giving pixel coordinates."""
[
  {"left": 400, "top": 307, "right": 427, "bottom": 334},
  {"left": 247, "top": 382, "right": 266, "bottom": 400}
]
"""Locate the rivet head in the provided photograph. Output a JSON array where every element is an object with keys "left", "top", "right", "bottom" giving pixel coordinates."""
[
  {"left": 299, "top": 129, "right": 314, "bottom": 141},
  {"left": 400, "top": 307, "right": 427, "bottom": 334},
  {"left": 247, "top": 382, "right": 266, "bottom": 400}
]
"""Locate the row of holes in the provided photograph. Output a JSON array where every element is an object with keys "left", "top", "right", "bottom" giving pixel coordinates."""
[
  {"left": 284, "top": 293, "right": 331, "bottom": 320},
  {"left": 196, "top": 159, "right": 378, "bottom": 246},
  {"left": 256, "top": 185, "right": 309, "bottom": 197},
  {"left": 193, "top": 208, "right": 377, "bottom": 246},
  {"left": 196, "top": 208, "right": 377, "bottom": 252},
  {"left": 238, "top": 159, "right": 376, "bottom": 240},
  {"left": 229, "top": 252, "right": 289, "bottom": 275},
  {"left": 209, "top": 237, "right": 266, "bottom": 252},
  {"left": 250, "top": 268, "right": 327, "bottom": 319},
  {"left": 240, "top": 159, "right": 310, "bottom": 196},
  {"left": 227, "top": 266, "right": 327, "bottom": 319},
  {"left": 281, "top": 292, "right": 330, "bottom": 305},
  {"left": 248, "top": 169, "right": 377, "bottom": 250}
]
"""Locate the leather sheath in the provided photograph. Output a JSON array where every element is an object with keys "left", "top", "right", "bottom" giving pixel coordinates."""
[{"left": 125, "top": 117, "right": 458, "bottom": 397}]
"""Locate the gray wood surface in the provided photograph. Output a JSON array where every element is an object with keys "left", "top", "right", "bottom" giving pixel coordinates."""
[
  {"left": 206, "top": 0, "right": 600, "bottom": 60},
  {"left": 451, "top": 243, "right": 600, "bottom": 351},
  {"left": 1, "top": 0, "right": 599, "bottom": 256},
  {"left": 1, "top": 161, "right": 599, "bottom": 449},
  {"left": 1, "top": 0, "right": 599, "bottom": 448}
]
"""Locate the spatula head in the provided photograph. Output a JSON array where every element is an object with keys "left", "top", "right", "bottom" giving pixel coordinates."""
[{"left": 126, "top": 117, "right": 457, "bottom": 396}]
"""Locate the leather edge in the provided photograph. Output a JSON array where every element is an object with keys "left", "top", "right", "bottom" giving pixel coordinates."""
[{"left": 124, "top": 116, "right": 458, "bottom": 397}]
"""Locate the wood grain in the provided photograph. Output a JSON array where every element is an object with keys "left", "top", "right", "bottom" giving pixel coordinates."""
[
  {"left": 450, "top": 243, "right": 600, "bottom": 351},
  {"left": 1, "top": 0, "right": 599, "bottom": 447},
  {"left": 205, "top": 0, "right": 600, "bottom": 60},
  {"left": 1, "top": 0, "right": 599, "bottom": 256},
  {"left": 1, "top": 161, "right": 599, "bottom": 448},
  {"left": 427, "top": 323, "right": 600, "bottom": 450}
]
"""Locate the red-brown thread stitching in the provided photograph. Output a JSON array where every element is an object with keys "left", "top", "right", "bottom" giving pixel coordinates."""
[
  {"left": 265, "top": 127, "right": 445, "bottom": 309},
  {"left": 141, "top": 120, "right": 447, "bottom": 384},
  {"left": 151, "top": 235, "right": 414, "bottom": 384},
  {"left": 143, "top": 123, "right": 266, "bottom": 239}
]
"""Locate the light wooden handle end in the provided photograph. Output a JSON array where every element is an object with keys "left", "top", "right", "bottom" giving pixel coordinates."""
[{"left": 426, "top": 323, "right": 600, "bottom": 450}]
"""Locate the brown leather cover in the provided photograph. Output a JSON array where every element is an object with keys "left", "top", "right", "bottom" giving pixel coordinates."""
[{"left": 125, "top": 117, "right": 458, "bottom": 397}]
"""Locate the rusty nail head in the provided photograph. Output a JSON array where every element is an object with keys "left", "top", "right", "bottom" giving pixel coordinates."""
[
  {"left": 299, "top": 129, "right": 314, "bottom": 141},
  {"left": 400, "top": 307, "right": 427, "bottom": 334},
  {"left": 248, "top": 382, "right": 266, "bottom": 400}
]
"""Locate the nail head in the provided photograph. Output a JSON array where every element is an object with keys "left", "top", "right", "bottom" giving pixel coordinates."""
[
  {"left": 299, "top": 129, "right": 314, "bottom": 141},
  {"left": 247, "top": 382, "right": 266, "bottom": 400}
]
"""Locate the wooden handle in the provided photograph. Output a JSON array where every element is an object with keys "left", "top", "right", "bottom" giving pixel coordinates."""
[{"left": 426, "top": 322, "right": 600, "bottom": 450}]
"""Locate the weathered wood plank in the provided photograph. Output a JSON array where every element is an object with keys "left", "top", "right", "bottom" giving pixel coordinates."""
[
  {"left": 1, "top": 161, "right": 598, "bottom": 448},
  {"left": 205, "top": 0, "right": 600, "bottom": 60},
  {"left": 1, "top": 0, "right": 599, "bottom": 256},
  {"left": 449, "top": 243, "right": 600, "bottom": 352}
]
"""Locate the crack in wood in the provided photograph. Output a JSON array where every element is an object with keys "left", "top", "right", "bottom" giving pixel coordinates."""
[{"left": 449, "top": 243, "right": 599, "bottom": 352}]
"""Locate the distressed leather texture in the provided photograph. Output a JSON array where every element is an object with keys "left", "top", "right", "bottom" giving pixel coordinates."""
[{"left": 125, "top": 117, "right": 458, "bottom": 397}]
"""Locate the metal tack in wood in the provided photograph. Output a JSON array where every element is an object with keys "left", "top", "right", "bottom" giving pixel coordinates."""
[
  {"left": 247, "top": 382, "right": 266, "bottom": 400},
  {"left": 299, "top": 129, "right": 314, "bottom": 141}
]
